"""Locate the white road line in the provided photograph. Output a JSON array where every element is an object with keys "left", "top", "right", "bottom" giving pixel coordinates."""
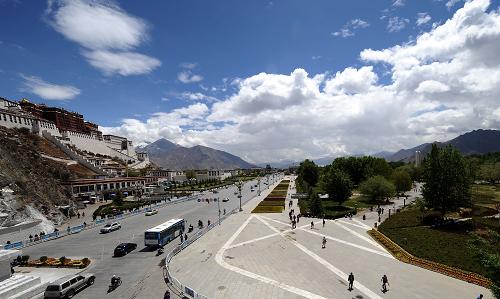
[
  {"left": 298, "top": 227, "right": 394, "bottom": 259},
  {"left": 216, "top": 214, "right": 327, "bottom": 299},
  {"left": 227, "top": 232, "right": 280, "bottom": 249},
  {"left": 260, "top": 216, "right": 393, "bottom": 258},
  {"left": 333, "top": 221, "right": 387, "bottom": 252},
  {"left": 255, "top": 216, "right": 383, "bottom": 299},
  {"left": 336, "top": 219, "right": 370, "bottom": 230},
  {"left": 352, "top": 218, "right": 373, "bottom": 230}
]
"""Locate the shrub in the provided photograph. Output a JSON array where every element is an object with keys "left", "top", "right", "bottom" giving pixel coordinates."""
[
  {"left": 422, "top": 211, "right": 443, "bottom": 225},
  {"left": 59, "top": 256, "right": 66, "bottom": 265},
  {"left": 21, "top": 255, "right": 29, "bottom": 265},
  {"left": 40, "top": 256, "right": 48, "bottom": 263},
  {"left": 82, "top": 258, "right": 90, "bottom": 265}
]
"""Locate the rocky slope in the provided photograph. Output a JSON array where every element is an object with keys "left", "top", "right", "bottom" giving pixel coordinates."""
[{"left": 0, "top": 127, "right": 77, "bottom": 227}]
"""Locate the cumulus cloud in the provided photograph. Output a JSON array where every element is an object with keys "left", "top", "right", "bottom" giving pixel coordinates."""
[
  {"left": 105, "top": 0, "right": 500, "bottom": 163},
  {"left": 416, "top": 12, "right": 432, "bottom": 26},
  {"left": 20, "top": 74, "right": 80, "bottom": 100},
  {"left": 46, "top": 0, "right": 160, "bottom": 76},
  {"left": 392, "top": 0, "right": 405, "bottom": 7},
  {"left": 332, "top": 19, "right": 370, "bottom": 38},
  {"left": 387, "top": 16, "right": 409, "bottom": 32},
  {"left": 177, "top": 71, "right": 203, "bottom": 83}
]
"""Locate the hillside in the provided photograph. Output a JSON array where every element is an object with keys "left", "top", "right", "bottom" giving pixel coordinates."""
[
  {"left": 140, "top": 138, "right": 255, "bottom": 170},
  {"left": 386, "top": 129, "right": 500, "bottom": 162},
  {"left": 0, "top": 127, "right": 83, "bottom": 227}
]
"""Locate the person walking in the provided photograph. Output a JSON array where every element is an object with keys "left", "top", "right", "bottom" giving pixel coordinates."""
[
  {"left": 348, "top": 272, "right": 354, "bottom": 291},
  {"left": 381, "top": 274, "right": 389, "bottom": 293},
  {"left": 477, "top": 294, "right": 483, "bottom": 299},
  {"left": 293, "top": 215, "right": 296, "bottom": 222},
  {"left": 311, "top": 221, "right": 314, "bottom": 229},
  {"left": 322, "top": 236, "right": 327, "bottom": 248},
  {"left": 180, "top": 234, "right": 184, "bottom": 243},
  {"left": 322, "top": 217, "right": 326, "bottom": 227},
  {"left": 296, "top": 214, "right": 300, "bottom": 223}
]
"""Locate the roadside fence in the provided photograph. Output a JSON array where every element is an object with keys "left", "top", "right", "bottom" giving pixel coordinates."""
[
  {"left": 163, "top": 206, "right": 239, "bottom": 299},
  {"left": 2, "top": 194, "right": 202, "bottom": 251}
]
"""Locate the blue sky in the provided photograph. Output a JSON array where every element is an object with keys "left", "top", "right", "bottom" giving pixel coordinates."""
[{"left": 1, "top": 0, "right": 499, "bottom": 163}]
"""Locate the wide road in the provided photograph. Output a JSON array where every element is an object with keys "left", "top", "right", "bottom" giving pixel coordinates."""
[{"left": 26, "top": 174, "right": 282, "bottom": 299}]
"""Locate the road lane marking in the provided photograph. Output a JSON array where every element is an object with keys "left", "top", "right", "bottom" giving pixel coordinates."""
[
  {"left": 336, "top": 219, "right": 371, "bottom": 230},
  {"left": 255, "top": 216, "right": 383, "bottom": 299},
  {"left": 333, "top": 220, "right": 387, "bottom": 252},
  {"left": 216, "top": 215, "right": 328, "bottom": 299}
]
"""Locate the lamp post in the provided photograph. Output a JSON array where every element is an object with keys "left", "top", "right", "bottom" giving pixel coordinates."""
[
  {"left": 257, "top": 175, "right": 261, "bottom": 196},
  {"left": 235, "top": 179, "right": 243, "bottom": 211},
  {"left": 217, "top": 197, "right": 221, "bottom": 225}
]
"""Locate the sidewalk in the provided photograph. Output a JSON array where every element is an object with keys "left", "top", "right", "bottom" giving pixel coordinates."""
[{"left": 169, "top": 178, "right": 489, "bottom": 299}]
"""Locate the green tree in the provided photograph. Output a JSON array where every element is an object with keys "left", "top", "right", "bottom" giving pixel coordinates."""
[
  {"left": 359, "top": 175, "right": 396, "bottom": 202},
  {"left": 309, "top": 191, "right": 323, "bottom": 216},
  {"left": 421, "top": 145, "right": 472, "bottom": 215},
  {"left": 390, "top": 170, "right": 412, "bottom": 195},
  {"left": 298, "top": 159, "right": 319, "bottom": 191},
  {"left": 321, "top": 167, "right": 353, "bottom": 206}
]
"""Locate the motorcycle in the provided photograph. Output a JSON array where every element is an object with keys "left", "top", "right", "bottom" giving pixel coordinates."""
[
  {"left": 157, "top": 247, "right": 164, "bottom": 256},
  {"left": 108, "top": 277, "right": 122, "bottom": 293}
]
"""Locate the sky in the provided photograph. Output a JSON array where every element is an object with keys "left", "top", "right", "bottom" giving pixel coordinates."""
[{"left": 0, "top": 0, "right": 499, "bottom": 164}]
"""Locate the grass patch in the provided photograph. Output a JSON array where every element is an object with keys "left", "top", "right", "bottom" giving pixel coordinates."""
[
  {"left": 378, "top": 207, "right": 500, "bottom": 277},
  {"left": 258, "top": 201, "right": 285, "bottom": 206}
]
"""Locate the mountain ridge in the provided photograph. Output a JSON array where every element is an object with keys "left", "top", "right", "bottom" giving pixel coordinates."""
[{"left": 139, "top": 138, "right": 256, "bottom": 170}]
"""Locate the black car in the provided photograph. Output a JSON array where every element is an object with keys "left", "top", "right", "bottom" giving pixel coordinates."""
[{"left": 113, "top": 243, "right": 137, "bottom": 257}]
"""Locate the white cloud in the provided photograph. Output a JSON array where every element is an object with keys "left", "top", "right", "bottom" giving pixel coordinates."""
[
  {"left": 416, "top": 12, "right": 432, "bottom": 26},
  {"left": 446, "top": 0, "right": 461, "bottom": 9},
  {"left": 415, "top": 80, "right": 450, "bottom": 93},
  {"left": 20, "top": 74, "right": 80, "bottom": 100},
  {"left": 392, "top": 0, "right": 405, "bottom": 7},
  {"left": 180, "top": 92, "right": 218, "bottom": 102},
  {"left": 180, "top": 62, "right": 197, "bottom": 69},
  {"left": 177, "top": 71, "right": 204, "bottom": 83},
  {"left": 387, "top": 16, "right": 409, "bottom": 32},
  {"left": 105, "top": 0, "right": 500, "bottom": 163},
  {"left": 83, "top": 50, "right": 161, "bottom": 76},
  {"left": 46, "top": 0, "right": 160, "bottom": 76},
  {"left": 332, "top": 19, "right": 370, "bottom": 38}
]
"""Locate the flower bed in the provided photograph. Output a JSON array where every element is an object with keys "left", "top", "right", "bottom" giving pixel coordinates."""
[
  {"left": 251, "top": 205, "right": 283, "bottom": 213},
  {"left": 25, "top": 256, "right": 91, "bottom": 269}
]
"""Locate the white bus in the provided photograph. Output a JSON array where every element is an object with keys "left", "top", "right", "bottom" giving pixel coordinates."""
[{"left": 144, "top": 218, "right": 185, "bottom": 247}]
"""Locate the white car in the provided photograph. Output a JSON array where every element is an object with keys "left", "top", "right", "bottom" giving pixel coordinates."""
[
  {"left": 145, "top": 209, "right": 158, "bottom": 216},
  {"left": 222, "top": 197, "right": 229, "bottom": 202},
  {"left": 100, "top": 222, "right": 121, "bottom": 233}
]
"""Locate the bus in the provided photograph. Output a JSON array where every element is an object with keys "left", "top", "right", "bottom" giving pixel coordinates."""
[{"left": 144, "top": 218, "right": 185, "bottom": 247}]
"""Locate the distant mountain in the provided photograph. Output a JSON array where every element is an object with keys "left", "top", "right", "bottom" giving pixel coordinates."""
[
  {"left": 140, "top": 138, "right": 255, "bottom": 170},
  {"left": 386, "top": 129, "right": 500, "bottom": 162}
]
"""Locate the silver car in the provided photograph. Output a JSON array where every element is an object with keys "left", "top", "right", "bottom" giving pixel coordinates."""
[
  {"left": 44, "top": 273, "right": 95, "bottom": 298},
  {"left": 100, "top": 222, "right": 121, "bottom": 233}
]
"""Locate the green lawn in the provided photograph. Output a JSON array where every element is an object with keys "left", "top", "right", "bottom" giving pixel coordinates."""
[{"left": 378, "top": 204, "right": 500, "bottom": 278}]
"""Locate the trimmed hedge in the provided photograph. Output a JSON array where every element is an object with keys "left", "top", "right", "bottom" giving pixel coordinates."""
[{"left": 258, "top": 201, "right": 285, "bottom": 206}]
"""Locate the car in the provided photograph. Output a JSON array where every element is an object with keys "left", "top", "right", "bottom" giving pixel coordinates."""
[
  {"left": 222, "top": 197, "right": 229, "bottom": 202},
  {"left": 113, "top": 242, "right": 137, "bottom": 257},
  {"left": 145, "top": 209, "right": 158, "bottom": 216},
  {"left": 100, "top": 222, "right": 121, "bottom": 233},
  {"left": 44, "top": 273, "right": 95, "bottom": 298}
]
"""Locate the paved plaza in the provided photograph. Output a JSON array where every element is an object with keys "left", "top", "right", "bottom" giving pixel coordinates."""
[{"left": 169, "top": 177, "right": 491, "bottom": 298}]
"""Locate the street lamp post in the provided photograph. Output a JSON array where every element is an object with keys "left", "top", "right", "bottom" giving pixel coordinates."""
[
  {"left": 217, "top": 197, "right": 221, "bottom": 225},
  {"left": 236, "top": 179, "right": 243, "bottom": 211}
]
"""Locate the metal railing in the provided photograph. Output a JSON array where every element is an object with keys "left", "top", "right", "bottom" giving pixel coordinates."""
[
  {"left": 163, "top": 207, "right": 239, "bottom": 299},
  {"left": 2, "top": 194, "right": 202, "bottom": 251}
]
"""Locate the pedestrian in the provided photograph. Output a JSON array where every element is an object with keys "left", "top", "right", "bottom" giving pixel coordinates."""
[
  {"left": 323, "top": 217, "right": 325, "bottom": 227},
  {"left": 223, "top": 208, "right": 226, "bottom": 215},
  {"left": 322, "top": 236, "right": 326, "bottom": 248},
  {"left": 164, "top": 290, "right": 170, "bottom": 299},
  {"left": 311, "top": 221, "right": 314, "bottom": 229},
  {"left": 29, "top": 234, "right": 33, "bottom": 242},
  {"left": 477, "top": 294, "right": 483, "bottom": 299},
  {"left": 180, "top": 234, "right": 184, "bottom": 242},
  {"left": 77, "top": 212, "right": 80, "bottom": 219},
  {"left": 292, "top": 220, "right": 296, "bottom": 229},
  {"left": 184, "top": 234, "right": 188, "bottom": 241},
  {"left": 83, "top": 222, "right": 87, "bottom": 228},
  {"left": 291, "top": 209, "right": 294, "bottom": 215},
  {"left": 293, "top": 215, "right": 296, "bottom": 222},
  {"left": 348, "top": 272, "right": 354, "bottom": 290},
  {"left": 381, "top": 274, "right": 389, "bottom": 293},
  {"left": 82, "top": 212, "right": 85, "bottom": 217},
  {"left": 296, "top": 214, "right": 300, "bottom": 223},
  {"left": 67, "top": 226, "right": 71, "bottom": 234},
  {"left": 6, "top": 240, "right": 11, "bottom": 245}
]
